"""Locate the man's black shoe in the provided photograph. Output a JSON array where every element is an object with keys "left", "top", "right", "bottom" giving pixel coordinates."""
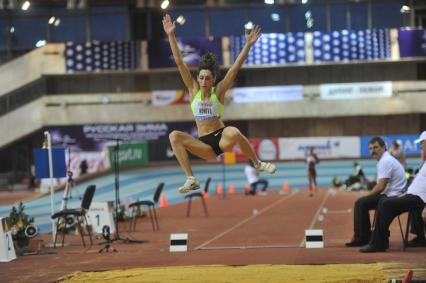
[
  {"left": 406, "top": 237, "right": 426, "bottom": 247},
  {"left": 359, "top": 244, "right": 386, "bottom": 253},
  {"left": 345, "top": 240, "right": 368, "bottom": 247}
]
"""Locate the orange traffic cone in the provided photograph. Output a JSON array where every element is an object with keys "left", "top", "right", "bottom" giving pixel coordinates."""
[
  {"left": 280, "top": 181, "right": 290, "bottom": 195},
  {"left": 216, "top": 183, "right": 223, "bottom": 195},
  {"left": 229, "top": 184, "right": 236, "bottom": 194},
  {"left": 160, "top": 193, "right": 168, "bottom": 208}
]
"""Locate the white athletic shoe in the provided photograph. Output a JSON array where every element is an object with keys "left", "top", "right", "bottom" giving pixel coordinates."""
[
  {"left": 256, "top": 161, "right": 277, "bottom": 174},
  {"left": 178, "top": 177, "right": 200, "bottom": 194}
]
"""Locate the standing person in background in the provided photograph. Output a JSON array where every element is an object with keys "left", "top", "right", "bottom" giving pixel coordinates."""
[
  {"left": 244, "top": 160, "right": 269, "bottom": 195},
  {"left": 360, "top": 132, "right": 426, "bottom": 252},
  {"left": 162, "top": 14, "right": 276, "bottom": 194},
  {"left": 389, "top": 140, "right": 406, "bottom": 169},
  {"left": 345, "top": 137, "right": 406, "bottom": 248},
  {"left": 306, "top": 147, "right": 319, "bottom": 197}
]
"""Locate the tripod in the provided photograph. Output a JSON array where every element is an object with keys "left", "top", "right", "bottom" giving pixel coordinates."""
[
  {"left": 109, "top": 138, "right": 144, "bottom": 245},
  {"left": 61, "top": 148, "right": 81, "bottom": 210}
]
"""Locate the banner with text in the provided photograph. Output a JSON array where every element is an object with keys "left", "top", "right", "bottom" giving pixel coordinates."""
[
  {"left": 151, "top": 90, "right": 190, "bottom": 106},
  {"left": 320, "top": 81, "right": 392, "bottom": 100},
  {"left": 108, "top": 143, "right": 148, "bottom": 167},
  {"left": 233, "top": 138, "right": 279, "bottom": 161},
  {"left": 231, "top": 85, "right": 304, "bottom": 103},
  {"left": 278, "top": 136, "right": 360, "bottom": 160},
  {"left": 360, "top": 134, "right": 421, "bottom": 158},
  {"left": 44, "top": 122, "right": 198, "bottom": 151}
]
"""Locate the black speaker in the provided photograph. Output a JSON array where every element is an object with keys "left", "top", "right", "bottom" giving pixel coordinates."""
[{"left": 24, "top": 225, "right": 39, "bottom": 238}]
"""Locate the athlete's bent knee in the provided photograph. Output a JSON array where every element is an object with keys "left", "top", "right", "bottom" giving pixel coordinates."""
[
  {"left": 223, "top": 126, "right": 241, "bottom": 141},
  {"left": 169, "top": 130, "right": 183, "bottom": 144}
]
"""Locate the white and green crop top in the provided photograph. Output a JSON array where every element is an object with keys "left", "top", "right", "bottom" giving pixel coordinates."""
[{"left": 191, "top": 88, "right": 224, "bottom": 121}]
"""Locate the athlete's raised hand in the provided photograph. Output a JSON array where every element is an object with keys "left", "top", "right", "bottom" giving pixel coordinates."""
[
  {"left": 245, "top": 25, "right": 262, "bottom": 46},
  {"left": 162, "top": 14, "right": 176, "bottom": 35}
]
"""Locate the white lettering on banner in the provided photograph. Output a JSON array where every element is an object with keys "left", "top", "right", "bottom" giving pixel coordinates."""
[
  {"left": 119, "top": 148, "right": 143, "bottom": 163},
  {"left": 83, "top": 123, "right": 169, "bottom": 141},
  {"left": 278, "top": 137, "right": 360, "bottom": 160},
  {"left": 232, "top": 85, "right": 304, "bottom": 103},
  {"left": 320, "top": 81, "right": 392, "bottom": 100}
]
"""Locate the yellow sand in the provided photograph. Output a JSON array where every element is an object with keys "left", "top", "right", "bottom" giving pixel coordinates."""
[{"left": 59, "top": 263, "right": 391, "bottom": 283}]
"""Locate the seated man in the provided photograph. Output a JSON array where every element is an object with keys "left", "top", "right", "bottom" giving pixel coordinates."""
[
  {"left": 360, "top": 131, "right": 426, "bottom": 252},
  {"left": 244, "top": 160, "right": 269, "bottom": 195},
  {"left": 346, "top": 137, "right": 406, "bottom": 247}
]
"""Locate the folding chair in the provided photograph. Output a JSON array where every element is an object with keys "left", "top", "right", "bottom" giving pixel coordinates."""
[
  {"left": 51, "top": 185, "right": 96, "bottom": 248},
  {"left": 129, "top": 182, "right": 164, "bottom": 232},
  {"left": 185, "top": 177, "right": 211, "bottom": 217}
]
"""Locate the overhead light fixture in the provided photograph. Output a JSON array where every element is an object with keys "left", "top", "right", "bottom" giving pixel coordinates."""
[
  {"left": 161, "top": 0, "right": 169, "bottom": 9},
  {"left": 176, "top": 15, "right": 186, "bottom": 25},
  {"left": 271, "top": 13, "right": 280, "bottom": 22},
  {"left": 54, "top": 18, "right": 61, "bottom": 26},
  {"left": 244, "top": 21, "right": 254, "bottom": 30},
  {"left": 21, "top": 1, "right": 30, "bottom": 10},
  {"left": 36, "top": 40, "right": 47, "bottom": 48},
  {"left": 49, "top": 16, "right": 56, "bottom": 25},
  {"left": 301, "top": 0, "right": 308, "bottom": 4},
  {"left": 10, "top": 26, "right": 15, "bottom": 33},
  {"left": 400, "top": 5, "right": 410, "bottom": 13},
  {"left": 264, "top": 0, "right": 274, "bottom": 4}
]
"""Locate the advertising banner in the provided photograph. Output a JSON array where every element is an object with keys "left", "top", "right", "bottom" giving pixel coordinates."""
[
  {"left": 148, "top": 37, "right": 222, "bottom": 69},
  {"left": 398, "top": 29, "right": 426, "bottom": 58},
  {"left": 320, "top": 81, "right": 392, "bottom": 100},
  {"left": 233, "top": 138, "right": 279, "bottom": 161},
  {"left": 360, "top": 134, "right": 421, "bottom": 158},
  {"left": 278, "top": 137, "right": 360, "bottom": 160},
  {"left": 151, "top": 90, "right": 190, "bottom": 106},
  {"left": 108, "top": 143, "right": 148, "bottom": 167},
  {"left": 231, "top": 85, "right": 304, "bottom": 103},
  {"left": 44, "top": 122, "right": 198, "bottom": 151}
]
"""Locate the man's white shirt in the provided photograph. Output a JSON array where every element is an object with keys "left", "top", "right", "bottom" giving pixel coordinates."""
[
  {"left": 377, "top": 151, "right": 406, "bottom": 197},
  {"left": 407, "top": 162, "right": 426, "bottom": 203}
]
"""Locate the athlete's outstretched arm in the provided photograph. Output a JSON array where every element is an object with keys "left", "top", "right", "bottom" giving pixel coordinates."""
[
  {"left": 216, "top": 25, "right": 261, "bottom": 100},
  {"left": 162, "top": 14, "right": 197, "bottom": 94}
]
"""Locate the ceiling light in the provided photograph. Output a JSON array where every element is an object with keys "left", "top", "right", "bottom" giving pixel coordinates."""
[
  {"left": 161, "top": 0, "right": 169, "bottom": 9},
  {"left": 54, "top": 18, "right": 61, "bottom": 26},
  {"left": 48, "top": 16, "right": 56, "bottom": 25},
  {"left": 264, "top": 0, "right": 274, "bottom": 4},
  {"left": 301, "top": 0, "right": 308, "bottom": 4},
  {"left": 244, "top": 21, "right": 254, "bottom": 30},
  {"left": 271, "top": 13, "right": 280, "bottom": 22},
  {"left": 400, "top": 5, "right": 410, "bottom": 13},
  {"left": 176, "top": 16, "right": 186, "bottom": 25},
  {"left": 21, "top": 1, "right": 30, "bottom": 10},
  {"left": 36, "top": 40, "right": 47, "bottom": 48}
]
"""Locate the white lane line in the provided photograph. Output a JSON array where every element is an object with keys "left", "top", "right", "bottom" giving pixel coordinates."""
[
  {"left": 326, "top": 209, "right": 351, "bottom": 214},
  {"left": 197, "top": 244, "right": 300, "bottom": 250},
  {"left": 194, "top": 190, "right": 301, "bottom": 250},
  {"left": 298, "top": 189, "right": 331, "bottom": 248}
]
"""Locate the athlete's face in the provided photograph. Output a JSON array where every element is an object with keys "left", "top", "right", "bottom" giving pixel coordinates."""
[{"left": 197, "top": 69, "right": 215, "bottom": 91}]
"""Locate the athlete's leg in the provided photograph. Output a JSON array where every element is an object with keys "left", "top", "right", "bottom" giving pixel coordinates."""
[
  {"left": 169, "top": 130, "right": 217, "bottom": 176},
  {"left": 219, "top": 127, "right": 276, "bottom": 174}
]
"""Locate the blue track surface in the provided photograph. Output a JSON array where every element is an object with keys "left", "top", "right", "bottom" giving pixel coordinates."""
[{"left": 0, "top": 159, "right": 421, "bottom": 233}]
